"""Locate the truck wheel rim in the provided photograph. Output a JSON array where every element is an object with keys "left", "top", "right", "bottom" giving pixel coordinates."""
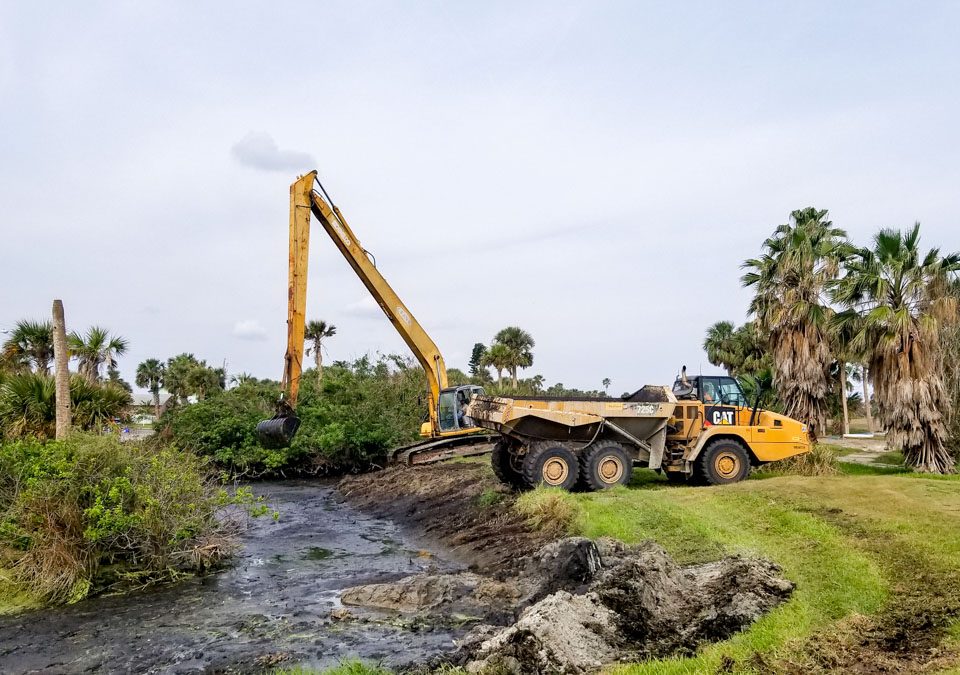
[
  {"left": 543, "top": 457, "right": 569, "bottom": 485},
  {"left": 599, "top": 455, "right": 624, "bottom": 483},
  {"left": 716, "top": 452, "right": 739, "bottom": 478}
]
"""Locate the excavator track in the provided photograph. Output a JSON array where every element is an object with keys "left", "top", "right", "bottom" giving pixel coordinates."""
[{"left": 391, "top": 433, "right": 499, "bottom": 465}]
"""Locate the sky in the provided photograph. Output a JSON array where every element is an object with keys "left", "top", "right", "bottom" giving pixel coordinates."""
[{"left": 2, "top": 1, "right": 960, "bottom": 396}]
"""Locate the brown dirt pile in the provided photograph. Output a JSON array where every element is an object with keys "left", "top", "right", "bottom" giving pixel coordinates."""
[
  {"left": 460, "top": 538, "right": 793, "bottom": 673},
  {"left": 340, "top": 536, "right": 793, "bottom": 673}
]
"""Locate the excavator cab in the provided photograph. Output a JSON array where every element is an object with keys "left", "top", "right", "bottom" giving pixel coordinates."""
[{"left": 436, "top": 385, "right": 486, "bottom": 433}]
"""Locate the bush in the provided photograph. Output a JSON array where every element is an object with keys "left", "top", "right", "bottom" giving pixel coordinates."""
[
  {"left": 158, "top": 355, "right": 426, "bottom": 476},
  {"left": 0, "top": 434, "right": 254, "bottom": 603}
]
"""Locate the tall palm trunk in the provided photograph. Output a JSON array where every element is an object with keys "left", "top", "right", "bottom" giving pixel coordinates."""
[
  {"left": 861, "top": 365, "right": 873, "bottom": 433},
  {"left": 511, "top": 367, "right": 518, "bottom": 390},
  {"left": 52, "top": 299, "right": 71, "bottom": 439},
  {"left": 839, "top": 361, "right": 849, "bottom": 436},
  {"left": 152, "top": 387, "right": 161, "bottom": 418}
]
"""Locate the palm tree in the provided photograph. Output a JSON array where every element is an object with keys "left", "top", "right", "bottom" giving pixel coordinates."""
[
  {"left": 602, "top": 377, "right": 611, "bottom": 393},
  {"left": 481, "top": 343, "right": 512, "bottom": 387},
  {"left": 135, "top": 358, "right": 165, "bottom": 416},
  {"left": 742, "top": 208, "right": 851, "bottom": 441},
  {"left": 68, "top": 326, "right": 128, "bottom": 382},
  {"left": 2, "top": 320, "right": 54, "bottom": 374},
  {"left": 704, "top": 321, "right": 770, "bottom": 378},
  {"left": 703, "top": 321, "right": 738, "bottom": 375},
  {"left": 493, "top": 327, "right": 535, "bottom": 390},
  {"left": 832, "top": 224, "right": 960, "bottom": 473},
  {"left": 860, "top": 364, "right": 874, "bottom": 433},
  {"left": 163, "top": 353, "right": 200, "bottom": 403},
  {"left": 230, "top": 372, "right": 256, "bottom": 387},
  {"left": 305, "top": 320, "right": 337, "bottom": 384},
  {"left": 186, "top": 364, "right": 225, "bottom": 400},
  {"left": 531, "top": 374, "right": 545, "bottom": 393}
]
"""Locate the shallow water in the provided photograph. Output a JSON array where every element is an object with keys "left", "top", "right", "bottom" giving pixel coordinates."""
[{"left": 0, "top": 480, "right": 466, "bottom": 674}]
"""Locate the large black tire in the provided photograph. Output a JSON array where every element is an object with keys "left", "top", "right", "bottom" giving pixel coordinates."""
[
  {"left": 491, "top": 439, "right": 526, "bottom": 489},
  {"left": 579, "top": 443, "right": 633, "bottom": 491},
  {"left": 522, "top": 441, "right": 579, "bottom": 491},
  {"left": 693, "top": 439, "right": 751, "bottom": 485}
]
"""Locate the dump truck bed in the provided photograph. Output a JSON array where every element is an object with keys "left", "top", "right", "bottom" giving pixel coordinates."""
[{"left": 467, "top": 386, "right": 677, "bottom": 449}]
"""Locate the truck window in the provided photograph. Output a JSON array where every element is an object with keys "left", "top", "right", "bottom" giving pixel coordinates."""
[
  {"left": 718, "top": 378, "right": 747, "bottom": 406},
  {"left": 699, "top": 377, "right": 721, "bottom": 404}
]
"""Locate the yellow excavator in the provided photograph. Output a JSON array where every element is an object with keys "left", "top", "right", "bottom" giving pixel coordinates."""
[{"left": 255, "top": 171, "right": 496, "bottom": 464}]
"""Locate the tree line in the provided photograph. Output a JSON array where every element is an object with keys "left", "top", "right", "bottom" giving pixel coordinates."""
[{"left": 705, "top": 208, "right": 959, "bottom": 474}]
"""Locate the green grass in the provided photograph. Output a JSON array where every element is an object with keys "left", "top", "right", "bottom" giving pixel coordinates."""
[
  {"left": 566, "top": 469, "right": 960, "bottom": 673},
  {"left": 274, "top": 660, "right": 391, "bottom": 674},
  {"left": 475, "top": 488, "right": 504, "bottom": 507},
  {"left": 872, "top": 449, "right": 905, "bottom": 465},
  {"left": 0, "top": 567, "right": 40, "bottom": 615},
  {"left": 820, "top": 443, "right": 858, "bottom": 458}
]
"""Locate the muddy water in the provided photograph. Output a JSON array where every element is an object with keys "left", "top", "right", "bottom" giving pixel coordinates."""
[{"left": 0, "top": 481, "right": 466, "bottom": 674}]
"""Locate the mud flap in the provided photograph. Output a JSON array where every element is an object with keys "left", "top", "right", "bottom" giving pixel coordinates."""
[{"left": 646, "top": 428, "right": 666, "bottom": 470}]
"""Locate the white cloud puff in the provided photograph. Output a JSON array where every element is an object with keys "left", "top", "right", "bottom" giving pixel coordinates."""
[
  {"left": 231, "top": 132, "right": 315, "bottom": 172},
  {"left": 232, "top": 319, "right": 268, "bottom": 341}
]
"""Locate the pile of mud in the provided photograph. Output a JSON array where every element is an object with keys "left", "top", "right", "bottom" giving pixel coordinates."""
[{"left": 341, "top": 537, "right": 794, "bottom": 673}]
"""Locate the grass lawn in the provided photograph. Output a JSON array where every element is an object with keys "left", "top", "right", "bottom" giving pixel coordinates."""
[{"left": 565, "top": 464, "right": 960, "bottom": 673}]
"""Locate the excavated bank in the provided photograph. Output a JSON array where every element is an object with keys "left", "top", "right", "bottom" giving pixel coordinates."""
[
  {"left": 339, "top": 462, "right": 551, "bottom": 572},
  {"left": 338, "top": 466, "right": 795, "bottom": 673}
]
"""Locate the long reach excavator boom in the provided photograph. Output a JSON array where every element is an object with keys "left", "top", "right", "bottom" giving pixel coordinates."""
[{"left": 256, "top": 172, "right": 493, "bottom": 460}]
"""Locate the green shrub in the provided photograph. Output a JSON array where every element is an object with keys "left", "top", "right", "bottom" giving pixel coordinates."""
[
  {"left": 158, "top": 355, "right": 426, "bottom": 475},
  {"left": 0, "top": 434, "right": 255, "bottom": 603}
]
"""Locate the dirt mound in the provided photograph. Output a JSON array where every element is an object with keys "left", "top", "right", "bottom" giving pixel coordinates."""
[
  {"left": 340, "top": 535, "right": 793, "bottom": 673},
  {"left": 461, "top": 538, "right": 793, "bottom": 673},
  {"left": 339, "top": 463, "right": 549, "bottom": 571}
]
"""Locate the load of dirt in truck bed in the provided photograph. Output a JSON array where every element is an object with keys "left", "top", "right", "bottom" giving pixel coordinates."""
[{"left": 338, "top": 466, "right": 794, "bottom": 672}]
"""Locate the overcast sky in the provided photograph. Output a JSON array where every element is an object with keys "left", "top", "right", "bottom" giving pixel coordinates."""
[{"left": 2, "top": 1, "right": 959, "bottom": 395}]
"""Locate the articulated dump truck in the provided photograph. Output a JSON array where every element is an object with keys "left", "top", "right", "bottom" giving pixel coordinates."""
[{"left": 466, "top": 373, "right": 811, "bottom": 491}]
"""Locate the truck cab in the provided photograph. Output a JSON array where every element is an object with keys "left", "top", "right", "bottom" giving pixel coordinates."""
[{"left": 673, "top": 374, "right": 753, "bottom": 426}]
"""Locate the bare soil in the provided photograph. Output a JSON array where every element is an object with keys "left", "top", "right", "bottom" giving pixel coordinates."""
[{"left": 339, "top": 462, "right": 551, "bottom": 573}]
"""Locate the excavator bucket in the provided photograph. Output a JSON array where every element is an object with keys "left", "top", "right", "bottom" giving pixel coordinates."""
[{"left": 255, "top": 414, "right": 301, "bottom": 449}]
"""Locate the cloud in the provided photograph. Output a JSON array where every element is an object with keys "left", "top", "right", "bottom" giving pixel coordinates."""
[
  {"left": 231, "top": 132, "right": 315, "bottom": 172},
  {"left": 342, "top": 296, "right": 384, "bottom": 319},
  {"left": 232, "top": 319, "right": 268, "bottom": 341}
]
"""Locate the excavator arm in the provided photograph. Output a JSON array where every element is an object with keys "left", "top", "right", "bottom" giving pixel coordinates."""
[{"left": 257, "top": 171, "right": 448, "bottom": 448}]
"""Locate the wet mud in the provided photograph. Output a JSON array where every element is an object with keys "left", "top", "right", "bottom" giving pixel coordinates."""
[{"left": 0, "top": 481, "right": 468, "bottom": 674}]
